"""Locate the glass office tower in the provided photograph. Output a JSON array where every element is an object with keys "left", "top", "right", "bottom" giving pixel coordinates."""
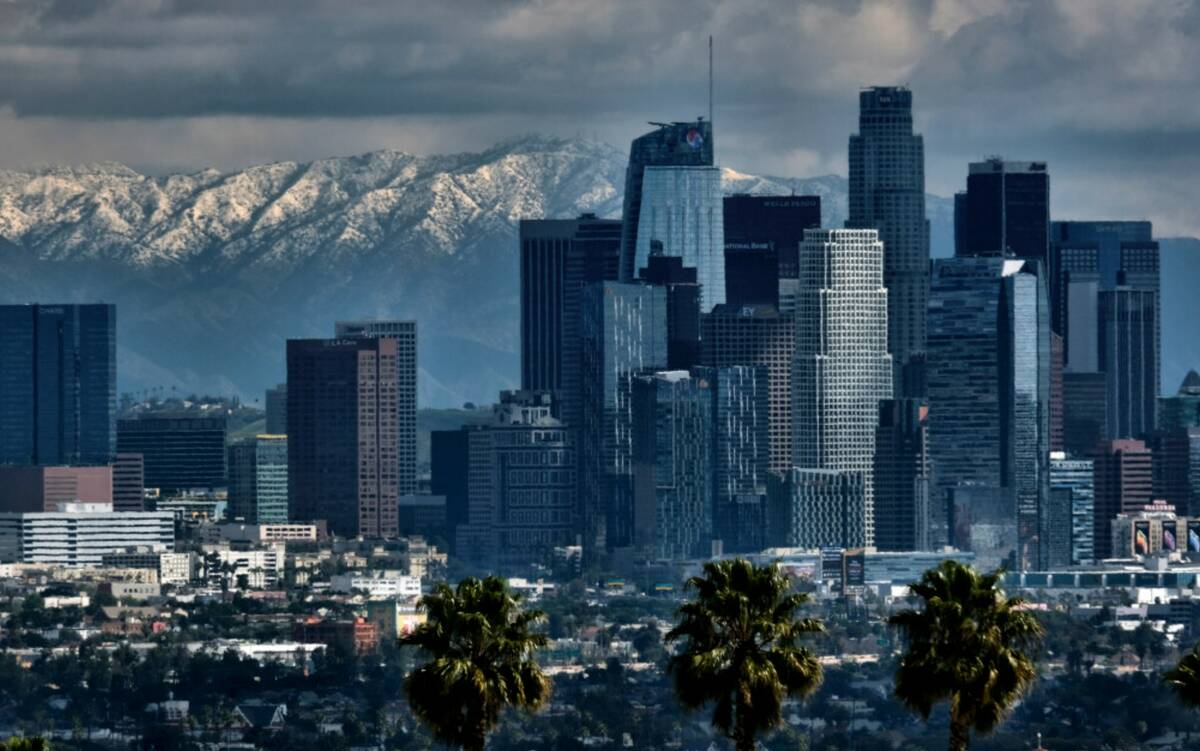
[
  {"left": 847, "top": 86, "right": 929, "bottom": 397},
  {"left": 0, "top": 304, "right": 116, "bottom": 466}
]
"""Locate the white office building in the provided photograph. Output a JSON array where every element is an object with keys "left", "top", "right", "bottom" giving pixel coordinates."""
[
  {"left": 0, "top": 505, "right": 175, "bottom": 566},
  {"left": 633, "top": 166, "right": 725, "bottom": 311},
  {"left": 331, "top": 572, "right": 421, "bottom": 600},
  {"left": 793, "top": 229, "right": 893, "bottom": 547}
]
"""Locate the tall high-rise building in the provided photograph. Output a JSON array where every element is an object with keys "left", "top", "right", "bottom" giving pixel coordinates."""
[
  {"left": 117, "top": 417, "right": 227, "bottom": 492},
  {"left": 430, "top": 429, "right": 470, "bottom": 553},
  {"left": 1050, "top": 332, "right": 1064, "bottom": 453},
  {"left": 639, "top": 250, "right": 701, "bottom": 370},
  {"left": 579, "top": 282, "right": 668, "bottom": 555},
  {"left": 1063, "top": 372, "right": 1108, "bottom": 456},
  {"left": 708, "top": 365, "right": 770, "bottom": 554},
  {"left": 873, "top": 399, "right": 930, "bottom": 552},
  {"left": 767, "top": 469, "right": 866, "bottom": 549},
  {"left": 794, "top": 229, "right": 892, "bottom": 547},
  {"left": 723, "top": 194, "right": 821, "bottom": 308},
  {"left": 1050, "top": 221, "right": 1160, "bottom": 443},
  {"left": 1151, "top": 427, "right": 1200, "bottom": 517},
  {"left": 633, "top": 166, "right": 725, "bottom": 311},
  {"left": 632, "top": 371, "right": 714, "bottom": 560},
  {"left": 1049, "top": 453, "right": 1095, "bottom": 566},
  {"left": 620, "top": 121, "right": 714, "bottom": 282},
  {"left": 1160, "top": 371, "right": 1200, "bottom": 431},
  {"left": 519, "top": 215, "right": 622, "bottom": 428},
  {"left": 228, "top": 435, "right": 289, "bottom": 524},
  {"left": 1092, "top": 438, "right": 1153, "bottom": 559},
  {"left": 958, "top": 159, "right": 1050, "bottom": 263},
  {"left": 264, "top": 384, "right": 287, "bottom": 435},
  {"left": 701, "top": 305, "right": 795, "bottom": 474},
  {"left": 847, "top": 86, "right": 929, "bottom": 397},
  {"left": 287, "top": 337, "right": 400, "bottom": 539},
  {"left": 111, "top": 453, "right": 145, "bottom": 512},
  {"left": 1098, "top": 288, "right": 1158, "bottom": 440},
  {"left": 453, "top": 392, "right": 576, "bottom": 572},
  {"left": 0, "top": 304, "right": 116, "bottom": 466},
  {"left": 335, "top": 321, "right": 418, "bottom": 496},
  {"left": 927, "top": 257, "right": 1051, "bottom": 564}
]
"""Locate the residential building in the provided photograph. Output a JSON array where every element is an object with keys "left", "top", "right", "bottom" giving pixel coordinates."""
[
  {"left": 101, "top": 548, "right": 195, "bottom": 585},
  {"left": 202, "top": 545, "right": 284, "bottom": 588},
  {"left": 631, "top": 371, "right": 714, "bottom": 561},
  {"left": 767, "top": 469, "right": 866, "bottom": 549},
  {"left": 847, "top": 86, "right": 929, "bottom": 397},
  {"left": 0, "top": 303, "right": 116, "bottom": 466},
  {"left": 580, "top": 282, "right": 668, "bottom": 555},
  {"left": 794, "top": 229, "right": 892, "bottom": 546}
]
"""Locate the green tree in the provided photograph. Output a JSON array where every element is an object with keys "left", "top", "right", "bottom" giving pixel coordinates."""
[
  {"left": 2, "top": 738, "right": 49, "bottom": 751},
  {"left": 665, "top": 559, "right": 824, "bottom": 751},
  {"left": 1165, "top": 641, "right": 1200, "bottom": 708},
  {"left": 399, "top": 576, "right": 550, "bottom": 751},
  {"left": 889, "top": 561, "right": 1043, "bottom": 751}
]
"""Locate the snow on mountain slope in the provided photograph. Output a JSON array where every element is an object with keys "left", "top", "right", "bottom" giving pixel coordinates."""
[{"left": 0, "top": 136, "right": 954, "bottom": 406}]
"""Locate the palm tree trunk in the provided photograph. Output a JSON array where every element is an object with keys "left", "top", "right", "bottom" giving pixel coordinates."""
[
  {"left": 734, "top": 713, "right": 755, "bottom": 751},
  {"left": 948, "top": 715, "right": 971, "bottom": 751}
]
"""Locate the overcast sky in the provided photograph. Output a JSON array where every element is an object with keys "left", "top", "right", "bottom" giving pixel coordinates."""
[{"left": 0, "top": 0, "right": 1196, "bottom": 236}]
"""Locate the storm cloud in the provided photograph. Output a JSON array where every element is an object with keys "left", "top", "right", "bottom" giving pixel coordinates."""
[{"left": 0, "top": 0, "right": 1196, "bottom": 235}]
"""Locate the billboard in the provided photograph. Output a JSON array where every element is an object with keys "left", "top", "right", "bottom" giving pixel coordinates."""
[
  {"left": 1134, "top": 521, "right": 1151, "bottom": 555},
  {"left": 844, "top": 549, "right": 866, "bottom": 588},
  {"left": 1163, "top": 524, "right": 1178, "bottom": 553},
  {"left": 1189, "top": 521, "right": 1200, "bottom": 554}
]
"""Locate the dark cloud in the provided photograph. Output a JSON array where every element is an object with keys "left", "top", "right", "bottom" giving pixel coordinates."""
[{"left": 0, "top": 0, "right": 1196, "bottom": 234}]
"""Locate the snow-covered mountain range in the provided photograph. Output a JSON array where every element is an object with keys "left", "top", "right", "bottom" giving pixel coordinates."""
[{"left": 0, "top": 135, "right": 1191, "bottom": 406}]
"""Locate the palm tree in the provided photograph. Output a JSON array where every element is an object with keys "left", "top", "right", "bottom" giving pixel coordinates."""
[
  {"left": 399, "top": 576, "right": 550, "bottom": 751},
  {"left": 889, "top": 560, "right": 1043, "bottom": 751},
  {"left": 1164, "top": 641, "right": 1200, "bottom": 708},
  {"left": 665, "top": 559, "right": 824, "bottom": 751}
]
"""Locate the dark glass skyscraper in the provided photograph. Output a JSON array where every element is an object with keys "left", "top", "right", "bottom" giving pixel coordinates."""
[
  {"left": 723, "top": 194, "right": 821, "bottom": 308},
  {"left": 708, "top": 365, "right": 769, "bottom": 554},
  {"left": 228, "top": 435, "right": 288, "bottom": 524},
  {"left": 287, "top": 337, "right": 400, "bottom": 539},
  {"left": 0, "top": 304, "right": 116, "bottom": 466},
  {"left": 927, "top": 257, "right": 1052, "bottom": 566},
  {"left": 958, "top": 159, "right": 1050, "bottom": 263},
  {"left": 873, "top": 399, "right": 930, "bottom": 552},
  {"left": 639, "top": 250, "right": 701, "bottom": 370},
  {"left": 579, "top": 282, "right": 667, "bottom": 556},
  {"left": 1050, "top": 221, "right": 1159, "bottom": 442},
  {"left": 520, "top": 215, "right": 622, "bottom": 429},
  {"left": 117, "top": 417, "right": 227, "bottom": 492},
  {"left": 848, "top": 87, "right": 929, "bottom": 397},
  {"left": 619, "top": 121, "right": 714, "bottom": 283}
]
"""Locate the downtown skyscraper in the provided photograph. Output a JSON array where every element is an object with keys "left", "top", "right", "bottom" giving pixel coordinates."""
[
  {"left": 956, "top": 159, "right": 1050, "bottom": 263},
  {"left": 0, "top": 304, "right": 116, "bottom": 466},
  {"left": 287, "top": 337, "right": 401, "bottom": 539},
  {"left": 619, "top": 121, "right": 724, "bottom": 311},
  {"left": 793, "top": 229, "right": 893, "bottom": 547},
  {"left": 847, "top": 87, "right": 929, "bottom": 397}
]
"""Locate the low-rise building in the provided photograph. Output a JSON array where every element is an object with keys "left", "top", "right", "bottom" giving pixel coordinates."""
[
  {"left": 101, "top": 548, "right": 196, "bottom": 585},
  {"left": 0, "top": 505, "right": 175, "bottom": 566},
  {"left": 366, "top": 600, "right": 426, "bottom": 638},
  {"left": 330, "top": 572, "right": 420, "bottom": 599},
  {"left": 292, "top": 617, "right": 380, "bottom": 654}
]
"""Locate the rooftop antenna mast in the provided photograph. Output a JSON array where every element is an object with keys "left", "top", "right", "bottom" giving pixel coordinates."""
[{"left": 708, "top": 35, "right": 713, "bottom": 128}]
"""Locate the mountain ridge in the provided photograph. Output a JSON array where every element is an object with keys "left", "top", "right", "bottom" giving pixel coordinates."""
[{"left": 0, "top": 136, "right": 1192, "bottom": 406}]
